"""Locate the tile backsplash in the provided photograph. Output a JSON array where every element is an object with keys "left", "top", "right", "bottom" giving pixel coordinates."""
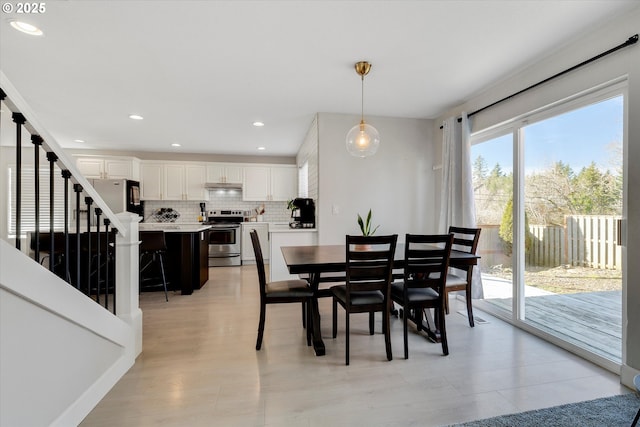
[{"left": 143, "top": 190, "right": 291, "bottom": 223}]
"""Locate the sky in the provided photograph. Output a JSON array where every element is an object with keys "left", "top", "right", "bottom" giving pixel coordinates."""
[{"left": 471, "top": 95, "right": 623, "bottom": 175}]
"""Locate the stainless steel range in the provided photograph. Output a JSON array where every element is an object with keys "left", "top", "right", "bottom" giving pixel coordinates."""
[{"left": 206, "top": 210, "right": 243, "bottom": 267}]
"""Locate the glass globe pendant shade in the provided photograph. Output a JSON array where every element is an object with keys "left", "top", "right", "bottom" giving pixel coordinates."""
[{"left": 346, "top": 120, "right": 380, "bottom": 158}]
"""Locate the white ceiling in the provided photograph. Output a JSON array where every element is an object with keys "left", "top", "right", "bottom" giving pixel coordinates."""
[{"left": 1, "top": 1, "right": 638, "bottom": 157}]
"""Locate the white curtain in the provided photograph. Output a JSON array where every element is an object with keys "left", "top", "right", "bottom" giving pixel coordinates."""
[{"left": 438, "top": 113, "right": 483, "bottom": 299}]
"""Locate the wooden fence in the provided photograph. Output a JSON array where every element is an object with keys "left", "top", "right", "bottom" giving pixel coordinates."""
[{"left": 478, "top": 215, "right": 622, "bottom": 270}]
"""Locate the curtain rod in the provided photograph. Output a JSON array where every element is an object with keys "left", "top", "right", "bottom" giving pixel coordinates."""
[{"left": 439, "top": 33, "right": 638, "bottom": 129}]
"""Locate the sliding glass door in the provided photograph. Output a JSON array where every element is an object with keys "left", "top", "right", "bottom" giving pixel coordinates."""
[{"left": 471, "top": 87, "right": 624, "bottom": 365}]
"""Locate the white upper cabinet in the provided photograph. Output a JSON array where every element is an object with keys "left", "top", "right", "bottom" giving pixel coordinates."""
[
  {"left": 75, "top": 155, "right": 140, "bottom": 180},
  {"left": 140, "top": 161, "right": 207, "bottom": 201},
  {"left": 184, "top": 164, "right": 208, "bottom": 200},
  {"left": 243, "top": 165, "right": 297, "bottom": 201},
  {"left": 140, "top": 162, "right": 163, "bottom": 200},
  {"left": 206, "top": 163, "right": 243, "bottom": 184},
  {"left": 270, "top": 166, "right": 297, "bottom": 201}
]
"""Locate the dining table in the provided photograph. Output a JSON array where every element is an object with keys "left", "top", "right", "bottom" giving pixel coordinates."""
[{"left": 281, "top": 243, "right": 480, "bottom": 356}]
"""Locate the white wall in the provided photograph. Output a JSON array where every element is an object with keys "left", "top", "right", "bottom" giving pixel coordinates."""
[
  {"left": 0, "top": 239, "right": 135, "bottom": 426},
  {"left": 433, "top": 5, "right": 640, "bottom": 385},
  {"left": 316, "top": 113, "right": 434, "bottom": 245}
]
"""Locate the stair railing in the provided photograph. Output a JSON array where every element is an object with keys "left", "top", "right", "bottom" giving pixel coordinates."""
[{"left": 1, "top": 71, "right": 142, "bottom": 355}]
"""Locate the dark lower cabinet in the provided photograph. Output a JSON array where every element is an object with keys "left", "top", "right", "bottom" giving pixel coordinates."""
[{"left": 164, "top": 230, "right": 209, "bottom": 295}]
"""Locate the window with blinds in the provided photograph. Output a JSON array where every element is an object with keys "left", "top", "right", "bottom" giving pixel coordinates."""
[{"left": 8, "top": 165, "right": 71, "bottom": 237}]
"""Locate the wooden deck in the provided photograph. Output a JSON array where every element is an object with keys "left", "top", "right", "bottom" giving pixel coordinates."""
[{"left": 484, "top": 291, "right": 622, "bottom": 362}]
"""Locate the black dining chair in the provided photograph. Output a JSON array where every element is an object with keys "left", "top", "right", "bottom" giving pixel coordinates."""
[
  {"left": 444, "top": 226, "right": 481, "bottom": 327},
  {"left": 250, "top": 229, "right": 313, "bottom": 350},
  {"left": 391, "top": 233, "right": 453, "bottom": 358},
  {"left": 331, "top": 234, "right": 398, "bottom": 365}
]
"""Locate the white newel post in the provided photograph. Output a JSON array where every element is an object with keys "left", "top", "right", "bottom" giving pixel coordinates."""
[{"left": 114, "top": 212, "right": 142, "bottom": 357}]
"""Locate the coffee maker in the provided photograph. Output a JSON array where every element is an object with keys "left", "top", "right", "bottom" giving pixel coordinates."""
[{"left": 290, "top": 198, "right": 315, "bottom": 228}]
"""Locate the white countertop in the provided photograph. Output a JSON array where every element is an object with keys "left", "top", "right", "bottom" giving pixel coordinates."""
[
  {"left": 269, "top": 225, "right": 317, "bottom": 233},
  {"left": 139, "top": 223, "right": 211, "bottom": 233}
]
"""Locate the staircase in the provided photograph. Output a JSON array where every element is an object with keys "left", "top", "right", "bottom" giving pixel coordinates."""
[{"left": 0, "top": 71, "right": 142, "bottom": 426}]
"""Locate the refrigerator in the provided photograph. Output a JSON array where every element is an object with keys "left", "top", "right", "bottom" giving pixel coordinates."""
[{"left": 91, "top": 179, "right": 143, "bottom": 217}]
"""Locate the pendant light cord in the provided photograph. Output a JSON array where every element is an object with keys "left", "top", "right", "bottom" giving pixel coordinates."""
[{"left": 361, "top": 75, "right": 365, "bottom": 123}]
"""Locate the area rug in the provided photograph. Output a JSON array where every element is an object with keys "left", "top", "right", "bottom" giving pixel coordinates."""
[{"left": 448, "top": 393, "right": 640, "bottom": 427}]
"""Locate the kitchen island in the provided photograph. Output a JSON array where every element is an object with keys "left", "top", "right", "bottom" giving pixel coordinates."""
[{"left": 139, "top": 223, "right": 211, "bottom": 295}]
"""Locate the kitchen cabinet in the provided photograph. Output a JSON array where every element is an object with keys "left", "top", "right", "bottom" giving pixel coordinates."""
[
  {"left": 243, "top": 165, "right": 297, "bottom": 201},
  {"left": 140, "top": 162, "right": 207, "bottom": 201},
  {"left": 241, "top": 223, "right": 269, "bottom": 263},
  {"left": 75, "top": 155, "right": 140, "bottom": 180},
  {"left": 206, "top": 163, "right": 243, "bottom": 184}
]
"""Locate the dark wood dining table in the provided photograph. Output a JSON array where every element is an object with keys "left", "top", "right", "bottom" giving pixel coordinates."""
[{"left": 281, "top": 244, "right": 480, "bottom": 356}]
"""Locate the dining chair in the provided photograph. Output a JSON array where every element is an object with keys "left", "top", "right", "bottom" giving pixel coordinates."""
[
  {"left": 250, "top": 229, "right": 313, "bottom": 351},
  {"left": 331, "top": 234, "right": 398, "bottom": 365},
  {"left": 444, "top": 226, "right": 481, "bottom": 327},
  {"left": 391, "top": 233, "right": 453, "bottom": 358}
]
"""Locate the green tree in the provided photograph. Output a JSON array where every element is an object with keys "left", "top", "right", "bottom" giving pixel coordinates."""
[
  {"left": 570, "top": 162, "right": 621, "bottom": 215},
  {"left": 499, "top": 196, "right": 532, "bottom": 256}
]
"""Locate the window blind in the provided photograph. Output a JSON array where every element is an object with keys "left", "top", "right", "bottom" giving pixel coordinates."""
[{"left": 8, "top": 165, "right": 71, "bottom": 237}]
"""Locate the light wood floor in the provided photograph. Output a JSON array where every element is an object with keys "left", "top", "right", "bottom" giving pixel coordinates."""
[{"left": 81, "top": 265, "right": 628, "bottom": 427}]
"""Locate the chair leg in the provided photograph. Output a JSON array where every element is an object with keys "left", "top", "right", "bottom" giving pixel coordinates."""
[
  {"left": 444, "top": 289, "right": 450, "bottom": 314},
  {"left": 345, "top": 311, "right": 350, "bottom": 366},
  {"left": 631, "top": 408, "right": 640, "bottom": 427},
  {"left": 403, "top": 305, "right": 409, "bottom": 359},
  {"left": 369, "top": 311, "right": 375, "bottom": 335},
  {"left": 332, "top": 298, "right": 338, "bottom": 338},
  {"left": 384, "top": 309, "right": 392, "bottom": 361},
  {"left": 438, "top": 306, "right": 449, "bottom": 356},
  {"left": 306, "top": 301, "right": 312, "bottom": 346},
  {"left": 256, "top": 302, "right": 266, "bottom": 350},
  {"left": 157, "top": 252, "right": 169, "bottom": 302},
  {"left": 302, "top": 302, "right": 307, "bottom": 328},
  {"left": 466, "top": 284, "right": 475, "bottom": 327}
]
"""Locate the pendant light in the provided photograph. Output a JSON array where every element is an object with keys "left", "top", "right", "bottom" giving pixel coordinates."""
[{"left": 346, "top": 61, "right": 380, "bottom": 158}]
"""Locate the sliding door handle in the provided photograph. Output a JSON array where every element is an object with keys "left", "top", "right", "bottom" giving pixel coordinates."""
[{"left": 616, "top": 218, "right": 623, "bottom": 246}]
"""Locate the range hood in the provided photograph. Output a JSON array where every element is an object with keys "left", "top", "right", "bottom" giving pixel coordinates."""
[{"left": 204, "top": 182, "right": 243, "bottom": 190}]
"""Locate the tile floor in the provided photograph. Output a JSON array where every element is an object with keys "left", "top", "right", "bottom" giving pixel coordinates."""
[{"left": 81, "top": 265, "right": 628, "bottom": 427}]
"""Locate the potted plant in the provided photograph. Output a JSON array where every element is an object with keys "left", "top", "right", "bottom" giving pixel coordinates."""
[
  {"left": 355, "top": 210, "right": 379, "bottom": 251},
  {"left": 357, "top": 209, "right": 379, "bottom": 236}
]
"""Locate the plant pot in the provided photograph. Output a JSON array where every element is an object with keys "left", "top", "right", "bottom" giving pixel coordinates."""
[{"left": 354, "top": 244, "right": 371, "bottom": 251}]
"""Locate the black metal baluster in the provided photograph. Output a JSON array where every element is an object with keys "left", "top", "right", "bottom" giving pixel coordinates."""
[
  {"left": 12, "top": 113, "right": 26, "bottom": 250},
  {"left": 73, "top": 184, "right": 83, "bottom": 289},
  {"left": 31, "top": 135, "right": 43, "bottom": 262},
  {"left": 62, "top": 170, "right": 72, "bottom": 283},
  {"left": 85, "top": 197, "right": 93, "bottom": 297},
  {"left": 104, "top": 219, "right": 111, "bottom": 311},
  {"left": 111, "top": 227, "right": 118, "bottom": 314},
  {"left": 46, "top": 152, "right": 58, "bottom": 272},
  {"left": 95, "top": 207, "right": 102, "bottom": 305}
]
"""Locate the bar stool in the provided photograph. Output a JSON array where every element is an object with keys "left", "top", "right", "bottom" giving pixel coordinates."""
[{"left": 139, "top": 231, "right": 169, "bottom": 302}]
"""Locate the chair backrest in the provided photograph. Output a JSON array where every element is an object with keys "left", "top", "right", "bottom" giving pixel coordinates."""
[
  {"left": 249, "top": 229, "right": 268, "bottom": 298},
  {"left": 448, "top": 226, "right": 481, "bottom": 255},
  {"left": 403, "top": 234, "right": 453, "bottom": 296},
  {"left": 139, "top": 230, "right": 167, "bottom": 253},
  {"left": 345, "top": 234, "right": 398, "bottom": 297}
]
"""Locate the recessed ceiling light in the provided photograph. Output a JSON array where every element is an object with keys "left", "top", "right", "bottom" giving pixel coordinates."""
[
  {"left": 74, "top": 139, "right": 85, "bottom": 143},
  {"left": 10, "top": 21, "right": 43, "bottom": 36},
  {"left": 253, "top": 121, "right": 265, "bottom": 127},
  {"left": 257, "top": 146, "right": 266, "bottom": 151},
  {"left": 129, "top": 114, "right": 144, "bottom": 120},
  {"left": 171, "top": 143, "right": 181, "bottom": 147}
]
